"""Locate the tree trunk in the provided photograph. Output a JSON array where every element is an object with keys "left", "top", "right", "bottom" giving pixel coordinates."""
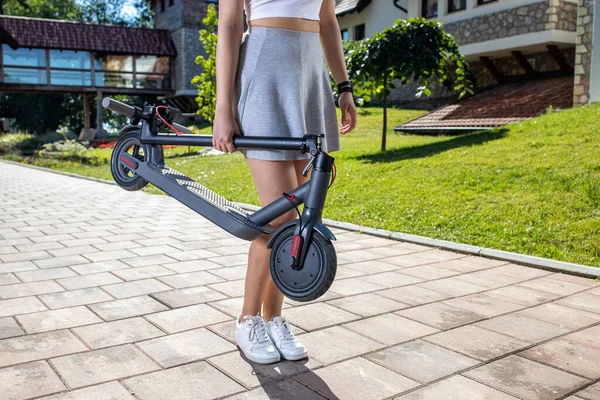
[{"left": 382, "top": 95, "right": 388, "bottom": 152}]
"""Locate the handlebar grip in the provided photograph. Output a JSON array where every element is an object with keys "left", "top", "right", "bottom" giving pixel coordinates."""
[
  {"left": 102, "top": 97, "right": 136, "bottom": 118},
  {"left": 172, "top": 122, "right": 194, "bottom": 135}
]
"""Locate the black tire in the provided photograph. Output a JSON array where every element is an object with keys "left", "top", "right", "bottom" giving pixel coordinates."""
[
  {"left": 270, "top": 226, "right": 337, "bottom": 302},
  {"left": 110, "top": 130, "right": 148, "bottom": 192}
]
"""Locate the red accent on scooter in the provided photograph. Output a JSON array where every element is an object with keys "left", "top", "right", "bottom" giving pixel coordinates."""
[
  {"left": 120, "top": 156, "right": 135, "bottom": 167},
  {"left": 290, "top": 235, "right": 301, "bottom": 258},
  {"left": 288, "top": 194, "right": 296, "bottom": 200}
]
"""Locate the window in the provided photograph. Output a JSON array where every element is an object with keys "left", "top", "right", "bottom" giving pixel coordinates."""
[
  {"left": 477, "top": 0, "right": 497, "bottom": 4},
  {"left": 169, "top": 0, "right": 174, "bottom": 5},
  {"left": 421, "top": 0, "right": 438, "bottom": 18},
  {"left": 50, "top": 50, "right": 90, "bottom": 69},
  {"left": 135, "top": 55, "right": 170, "bottom": 89},
  {"left": 2, "top": 46, "right": 47, "bottom": 85},
  {"left": 448, "top": 0, "right": 466, "bottom": 13},
  {"left": 354, "top": 24, "right": 365, "bottom": 41},
  {"left": 160, "top": 0, "right": 165, "bottom": 12}
]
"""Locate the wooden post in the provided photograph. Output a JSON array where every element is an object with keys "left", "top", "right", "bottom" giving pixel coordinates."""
[
  {"left": 83, "top": 93, "right": 91, "bottom": 129},
  {"left": 96, "top": 91, "right": 103, "bottom": 133},
  {"left": 480, "top": 56, "right": 504, "bottom": 84},
  {"left": 511, "top": 51, "right": 538, "bottom": 77}
]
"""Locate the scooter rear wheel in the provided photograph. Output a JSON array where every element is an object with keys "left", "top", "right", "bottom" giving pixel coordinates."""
[
  {"left": 270, "top": 226, "right": 337, "bottom": 302},
  {"left": 111, "top": 130, "right": 148, "bottom": 191}
]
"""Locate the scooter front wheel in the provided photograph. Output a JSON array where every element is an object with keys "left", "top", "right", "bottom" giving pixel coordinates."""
[
  {"left": 110, "top": 130, "right": 148, "bottom": 192},
  {"left": 270, "top": 226, "right": 337, "bottom": 302}
]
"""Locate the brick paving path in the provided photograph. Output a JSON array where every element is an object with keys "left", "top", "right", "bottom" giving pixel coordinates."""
[{"left": 1, "top": 162, "right": 600, "bottom": 400}]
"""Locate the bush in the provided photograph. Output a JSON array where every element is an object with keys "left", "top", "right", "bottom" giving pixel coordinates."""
[
  {"left": 38, "top": 140, "right": 105, "bottom": 165},
  {"left": 0, "top": 133, "right": 34, "bottom": 155}
]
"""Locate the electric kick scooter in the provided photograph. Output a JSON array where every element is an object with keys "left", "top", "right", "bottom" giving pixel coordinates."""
[{"left": 103, "top": 98, "right": 337, "bottom": 302}]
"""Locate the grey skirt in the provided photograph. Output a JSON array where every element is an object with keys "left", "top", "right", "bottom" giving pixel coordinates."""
[{"left": 233, "top": 26, "right": 340, "bottom": 161}]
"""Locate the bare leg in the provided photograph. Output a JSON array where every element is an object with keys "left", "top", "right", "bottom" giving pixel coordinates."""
[{"left": 241, "top": 158, "right": 303, "bottom": 320}]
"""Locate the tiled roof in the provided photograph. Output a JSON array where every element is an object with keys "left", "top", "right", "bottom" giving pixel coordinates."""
[
  {"left": 0, "top": 15, "right": 177, "bottom": 56},
  {"left": 335, "top": 0, "right": 372, "bottom": 16},
  {"left": 396, "top": 76, "right": 574, "bottom": 132},
  {"left": 0, "top": 25, "right": 18, "bottom": 49}
]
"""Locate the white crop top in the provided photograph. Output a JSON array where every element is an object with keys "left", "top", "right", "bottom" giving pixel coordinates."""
[{"left": 244, "top": 0, "right": 324, "bottom": 22}]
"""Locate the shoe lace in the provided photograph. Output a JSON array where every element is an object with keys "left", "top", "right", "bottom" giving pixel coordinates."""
[
  {"left": 274, "top": 317, "right": 296, "bottom": 344},
  {"left": 243, "top": 315, "right": 270, "bottom": 349}
]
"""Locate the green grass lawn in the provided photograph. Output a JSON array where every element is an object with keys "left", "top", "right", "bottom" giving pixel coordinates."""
[{"left": 14, "top": 105, "right": 600, "bottom": 267}]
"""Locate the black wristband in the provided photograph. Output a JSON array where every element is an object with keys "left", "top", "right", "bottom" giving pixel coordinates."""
[{"left": 337, "top": 80, "right": 353, "bottom": 95}]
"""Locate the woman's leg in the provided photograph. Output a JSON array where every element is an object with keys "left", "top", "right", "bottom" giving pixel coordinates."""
[{"left": 241, "top": 158, "right": 301, "bottom": 320}]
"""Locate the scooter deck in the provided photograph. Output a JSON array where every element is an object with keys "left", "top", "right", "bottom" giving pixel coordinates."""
[{"left": 133, "top": 159, "right": 274, "bottom": 240}]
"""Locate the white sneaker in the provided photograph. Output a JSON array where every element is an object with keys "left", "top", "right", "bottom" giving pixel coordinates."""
[
  {"left": 265, "top": 316, "right": 308, "bottom": 361},
  {"left": 236, "top": 314, "right": 281, "bottom": 364}
]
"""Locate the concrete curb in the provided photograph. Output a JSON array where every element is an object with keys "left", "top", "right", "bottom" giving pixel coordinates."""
[{"left": 4, "top": 161, "right": 597, "bottom": 278}]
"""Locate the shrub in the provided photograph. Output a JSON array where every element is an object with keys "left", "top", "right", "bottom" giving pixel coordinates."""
[
  {"left": 0, "top": 133, "right": 34, "bottom": 155},
  {"left": 38, "top": 140, "right": 106, "bottom": 165}
]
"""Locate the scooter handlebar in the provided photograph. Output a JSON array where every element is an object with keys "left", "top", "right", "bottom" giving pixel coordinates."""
[{"left": 102, "top": 98, "right": 136, "bottom": 118}]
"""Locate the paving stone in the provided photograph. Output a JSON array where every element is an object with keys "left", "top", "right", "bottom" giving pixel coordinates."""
[
  {"left": 283, "top": 289, "right": 343, "bottom": 307},
  {"left": 89, "top": 295, "right": 169, "bottom": 321},
  {"left": 547, "top": 273, "right": 599, "bottom": 287},
  {"left": 50, "top": 344, "right": 160, "bottom": 389},
  {"left": 0, "top": 330, "right": 87, "bottom": 367},
  {"left": 476, "top": 313, "right": 570, "bottom": 343},
  {"left": 377, "top": 285, "right": 451, "bottom": 305},
  {"left": 161, "top": 259, "right": 225, "bottom": 273},
  {"left": 443, "top": 293, "right": 525, "bottom": 318},
  {"left": 519, "top": 276, "right": 590, "bottom": 296},
  {"left": 464, "top": 355, "right": 589, "bottom": 400},
  {"left": 15, "top": 267, "right": 77, "bottom": 283},
  {"left": 0, "top": 280, "right": 64, "bottom": 299},
  {"left": 283, "top": 303, "right": 360, "bottom": 331},
  {"left": 73, "top": 317, "right": 165, "bottom": 349},
  {"left": 33, "top": 255, "right": 89, "bottom": 270},
  {"left": 573, "top": 383, "right": 600, "bottom": 400},
  {"left": 367, "top": 339, "right": 478, "bottom": 383},
  {"left": 342, "top": 260, "right": 402, "bottom": 274},
  {"left": 0, "top": 260, "right": 38, "bottom": 273},
  {"left": 395, "top": 375, "right": 519, "bottom": 400},
  {"left": 424, "top": 325, "right": 530, "bottom": 361},
  {"left": 0, "top": 272, "right": 19, "bottom": 285},
  {"left": 111, "top": 265, "right": 174, "bottom": 281},
  {"left": 48, "top": 245, "right": 98, "bottom": 258},
  {"left": 83, "top": 249, "right": 138, "bottom": 262},
  {"left": 137, "top": 328, "right": 236, "bottom": 367},
  {"left": 337, "top": 249, "right": 389, "bottom": 265},
  {"left": 0, "top": 250, "right": 50, "bottom": 263},
  {"left": 378, "top": 253, "right": 434, "bottom": 268},
  {"left": 70, "top": 260, "right": 130, "bottom": 274},
  {"left": 206, "top": 319, "right": 238, "bottom": 343},
  {"left": 297, "top": 326, "right": 384, "bottom": 365},
  {"left": 102, "top": 278, "right": 172, "bottom": 299},
  {"left": 417, "top": 277, "right": 487, "bottom": 297},
  {"left": 224, "top": 378, "right": 325, "bottom": 400},
  {"left": 520, "top": 338, "right": 600, "bottom": 379},
  {"left": 38, "top": 287, "right": 114, "bottom": 309},
  {"left": 0, "top": 296, "right": 47, "bottom": 317},
  {"left": 563, "top": 325, "right": 600, "bottom": 349},
  {"left": 328, "top": 277, "right": 386, "bottom": 296},
  {"left": 556, "top": 292, "right": 600, "bottom": 314},
  {"left": 396, "top": 302, "right": 486, "bottom": 330},
  {"left": 296, "top": 357, "right": 419, "bottom": 400},
  {"left": 0, "top": 361, "right": 66, "bottom": 400},
  {"left": 517, "top": 303, "right": 600, "bottom": 330},
  {"left": 91, "top": 240, "right": 143, "bottom": 252},
  {"left": 436, "top": 257, "right": 504, "bottom": 272},
  {"left": 145, "top": 303, "right": 232, "bottom": 333},
  {"left": 333, "top": 266, "right": 368, "bottom": 279},
  {"left": 129, "top": 244, "right": 178, "bottom": 257},
  {"left": 16, "top": 241, "right": 65, "bottom": 253},
  {"left": 326, "top": 292, "right": 410, "bottom": 317},
  {"left": 57, "top": 272, "right": 123, "bottom": 290},
  {"left": 152, "top": 286, "right": 228, "bottom": 308},
  {"left": 399, "top": 264, "right": 460, "bottom": 280},
  {"left": 123, "top": 361, "right": 244, "bottom": 400},
  {"left": 208, "top": 279, "right": 246, "bottom": 297},
  {"left": 121, "top": 254, "right": 177, "bottom": 268},
  {"left": 456, "top": 269, "right": 527, "bottom": 289},
  {"left": 344, "top": 313, "right": 438, "bottom": 345},
  {"left": 157, "top": 270, "right": 224, "bottom": 288},
  {"left": 38, "top": 381, "right": 136, "bottom": 400},
  {"left": 17, "top": 306, "right": 102, "bottom": 334},
  {"left": 167, "top": 249, "right": 222, "bottom": 262},
  {"left": 0, "top": 316, "right": 24, "bottom": 339},
  {"left": 357, "top": 272, "right": 423, "bottom": 288},
  {"left": 486, "top": 285, "right": 560, "bottom": 306},
  {"left": 488, "top": 264, "right": 551, "bottom": 280},
  {"left": 207, "top": 265, "right": 248, "bottom": 281},
  {"left": 209, "top": 351, "right": 321, "bottom": 388},
  {"left": 58, "top": 237, "right": 108, "bottom": 248}
]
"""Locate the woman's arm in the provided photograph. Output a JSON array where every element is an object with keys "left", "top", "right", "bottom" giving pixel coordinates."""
[
  {"left": 213, "top": 0, "right": 245, "bottom": 153},
  {"left": 319, "top": 0, "right": 357, "bottom": 134}
]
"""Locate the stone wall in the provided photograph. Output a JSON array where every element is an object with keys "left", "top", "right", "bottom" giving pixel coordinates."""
[
  {"left": 444, "top": 0, "right": 577, "bottom": 47},
  {"left": 573, "top": 0, "right": 594, "bottom": 105}
]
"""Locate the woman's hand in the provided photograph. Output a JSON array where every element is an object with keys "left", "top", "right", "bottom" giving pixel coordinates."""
[
  {"left": 339, "top": 92, "right": 357, "bottom": 135},
  {"left": 212, "top": 110, "right": 240, "bottom": 153}
]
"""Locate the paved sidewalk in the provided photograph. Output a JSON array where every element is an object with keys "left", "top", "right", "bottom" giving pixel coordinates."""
[{"left": 1, "top": 162, "right": 600, "bottom": 400}]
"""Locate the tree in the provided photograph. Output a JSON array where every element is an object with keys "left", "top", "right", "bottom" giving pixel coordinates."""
[
  {"left": 0, "top": 0, "right": 81, "bottom": 19},
  {"left": 345, "top": 18, "right": 473, "bottom": 152},
  {"left": 192, "top": 4, "right": 218, "bottom": 123},
  {"left": 80, "top": 0, "right": 153, "bottom": 28}
]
